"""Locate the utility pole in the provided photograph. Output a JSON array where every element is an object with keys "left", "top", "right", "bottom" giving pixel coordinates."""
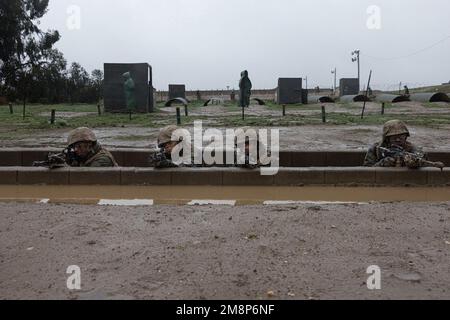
[
  {"left": 352, "top": 50, "right": 360, "bottom": 90},
  {"left": 331, "top": 68, "right": 337, "bottom": 95}
]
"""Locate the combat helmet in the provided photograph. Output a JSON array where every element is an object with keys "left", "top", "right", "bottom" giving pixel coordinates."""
[
  {"left": 158, "top": 125, "right": 182, "bottom": 148},
  {"left": 67, "top": 127, "right": 97, "bottom": 146},
  {"left": 382, "top": 120, "right": 410, "bottom": 140}
]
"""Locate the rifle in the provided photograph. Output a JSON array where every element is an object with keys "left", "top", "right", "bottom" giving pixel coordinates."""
[
  {"left": 150, "top": 148, "right": 179, "bottom": 168},
  {"left": 377, "top": 146, "right": 444, "bottom": 170},
  {"left": 33, "top": 148, "right": 77, "bottom": 169}
]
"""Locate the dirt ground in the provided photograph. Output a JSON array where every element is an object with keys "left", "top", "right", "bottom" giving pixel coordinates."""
[
  {"left": 2, "top": 124, "right": 450, "bottom": 151},
  {"left": 1, "top": 202, "right": 449, "bottom": 300},
  {"left": 1, "top": 101, "right": 450, "bottom": 150}
]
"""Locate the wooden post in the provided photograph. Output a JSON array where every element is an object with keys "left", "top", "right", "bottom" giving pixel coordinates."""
[
  {"left": 97, "top": 104, "right": 102, "bottom": 116},
  {"left": 129, "top": 110, "right": 132, "bottom": 121},
  {"left": 282, "top": 105, "right": 286, "bottom": 117},
  {"left": 242, "top": 106, "right": 245, "bottom": 120},
  {"left": 9, "top": 103, "right": 13, "bottom": 114},
  {"left": 381, "top": 103, "right": 385, "bottom": 115},
  {"left": 22, "top": 102, "right": 26, "bottom": 120},
  {"left": 184, "top": 105, "right": 188, "bottom": 117},
  {"left": 321, "top": 105, "right": 326, "bottom": 123},
  {"left": 176, "top": 107, "right": 181, "bottom": 125},
  {"left": 50, "top": 109, "right": 56, "bottom": 124}
]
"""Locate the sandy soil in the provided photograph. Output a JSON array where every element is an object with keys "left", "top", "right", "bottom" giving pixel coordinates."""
[{"left": 1, "top": 202, "right": 449, "bottom": 300}]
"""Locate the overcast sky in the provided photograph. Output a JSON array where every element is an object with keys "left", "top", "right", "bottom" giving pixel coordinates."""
[{"left": 40, "top": 0, "right": 450, "bottom": 91}]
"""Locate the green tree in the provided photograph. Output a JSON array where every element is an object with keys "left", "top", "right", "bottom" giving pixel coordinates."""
[
  {"left": 91, "top": 69, "right": 104, "bottom": 103},
  {"left": 67, "top": 62, "right": 90, "bottom": 104},
  {"left": 0, "top": 0, "right": 61, "bottom": 109}
]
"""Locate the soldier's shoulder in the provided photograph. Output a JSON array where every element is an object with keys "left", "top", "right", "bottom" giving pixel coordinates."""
[{"left": 88, "top": 155, "right": 115, "bottom": 167}]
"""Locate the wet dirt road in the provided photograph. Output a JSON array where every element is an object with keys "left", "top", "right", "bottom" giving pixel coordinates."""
[{"left": 1, "top": 202, "right": 449, "bottom": 300}]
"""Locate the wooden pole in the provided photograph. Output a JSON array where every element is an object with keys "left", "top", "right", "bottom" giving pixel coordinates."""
[
  {"left": 50, "top": 109, "right": 56, "bottom": 124},
  {"left": 176, "top": 107, "right": 181, "bottom": 125}
]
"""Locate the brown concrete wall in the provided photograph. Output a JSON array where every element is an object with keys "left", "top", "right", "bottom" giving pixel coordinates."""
[
  {"left": 1, "top": 149, "right": 450, "bottom": 168},
  {"left": 1, "top": 167, "right": 449, "bottom": 186}
]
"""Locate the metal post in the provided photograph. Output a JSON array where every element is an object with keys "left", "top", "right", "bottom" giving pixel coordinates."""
[
  {"left": 321, "top": 105, "right": 326, "bottom": 123},
  {"left": 176, "top": 107, "right": 181, "bottom": 125},
  {"left": 352, "top": 50, "right": 361, "bottom": 91},
  {"left": 381, "top": 103, "right": 385, "bottom": 115},
  {"left": 242, "top": 106, "right": 245, "bottom": 120},
  {"left": 184, "top": 104, "right": 188, "bottom": 117},
  {"left": 50, "top": 109, "right": 56, "bottom": 124},
  {"left": 331, "top": 68, "right": 337, "bottom": 95},
  {"left": 22, "top": 102, "right": 26, "bottom": 120},
  {"left": 9, "top": 103, "right": 13, "bottom": 114},
  {"left": 129, "top": 110, "right": 132, "bottom": 121},
  {"left": 282, "top": 105, "right": 286, "bottom": 117},
  {"left": 357, "top": 52, "right": 360, "bottom": 90},
  {"left": 97, "top": 104, "right": 102, "bottom": 116}
]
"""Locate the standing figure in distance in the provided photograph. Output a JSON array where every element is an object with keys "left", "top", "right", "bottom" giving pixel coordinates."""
[
  {"left": 123, "top": 72, "right": 137, "bottom": 112},
  {"left": 239, "top": 70, "right": 252, "bottom": 108}
]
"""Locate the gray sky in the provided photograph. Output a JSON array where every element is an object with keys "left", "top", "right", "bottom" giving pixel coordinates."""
[{"left": 40, "top": 0, "right": 450, "bottom": 91}]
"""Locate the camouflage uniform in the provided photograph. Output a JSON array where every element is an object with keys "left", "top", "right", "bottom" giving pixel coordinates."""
[
  {"left": 67, "top": 127, "right": 118, "bottom": 168},
  {"left": 363, "top": 120, "right": 422, "bottom": 168}
]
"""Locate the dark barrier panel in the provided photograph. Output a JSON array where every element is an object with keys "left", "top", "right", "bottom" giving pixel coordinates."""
[
  {"left": 277, "top": 78, "right": 303, "bottom": 104},
  {"left": 104, "top": 63, "right": 153, "bottom": 113}
]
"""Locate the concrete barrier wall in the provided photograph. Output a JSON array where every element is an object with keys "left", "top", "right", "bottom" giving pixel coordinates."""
[
  {"left": 0, "top": 167, "right": 449, "bottom": 186},
  {"left": 2, "top": 149, "right": 450, "bottom": 167}
]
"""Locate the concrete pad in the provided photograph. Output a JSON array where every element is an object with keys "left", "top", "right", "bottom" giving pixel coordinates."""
[
  {"left": 325, "top": 167, "right": 376, "bottom": 185},
  {"left": 0, "top": 151, "right": 21, "bottom": 166},
  {"left": 120, "top": 168, "right": 171, "bottom": 185},
  {"left": 171, "top": 168, "right": 223, "bottom": 185},
  {"left": 69, "top": 168, "right": 121, "bottom": 185},
  {"left": 291, "top": 152, "right": 327, "bottom": 167},
  {"left": 273, "top": 168, "right": 325, "bottom": 185},
  {"left": 375, "top": 168, "right": 428, "bottom": 186},
  {"left": 222, "top": 168, "right": 274, "bottom": 185},
  {"left": 326, "top": 152, "right": 365, "bottom": 167},
  {"left": 0, "top": 167, "right": 18, "bottom": 184},
  {"left": 98, "top": 199, "right": 154, "bottom": 206},
  {"left": 427, "top": 168, "right": 450, "bottom": 186},
  {"left": 17, "top": 167, "right": 69, "bottom": 185}
]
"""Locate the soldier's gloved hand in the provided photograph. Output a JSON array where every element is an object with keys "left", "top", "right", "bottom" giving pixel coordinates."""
[
  {"left": 403, "top": 153, "right": 421, "bottom": 169},
  {"left": 376, "top": 156, "right": 396, "bottom": 167}
]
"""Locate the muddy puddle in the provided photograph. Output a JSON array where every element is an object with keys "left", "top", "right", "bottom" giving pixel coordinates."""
[{"left": 1, "top": 185, "right": 450, "bottom": 205}]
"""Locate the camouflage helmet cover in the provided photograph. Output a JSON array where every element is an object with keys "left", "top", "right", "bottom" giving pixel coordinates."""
[
  {"left": 158, "top": 125, "right": 182, "bottom": 147},
  {"left": 67, "top": 127, "right": 97, "bottom": 146},
  {"left": 383, "top": 120, "right": 410, "bottom": 139}
]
